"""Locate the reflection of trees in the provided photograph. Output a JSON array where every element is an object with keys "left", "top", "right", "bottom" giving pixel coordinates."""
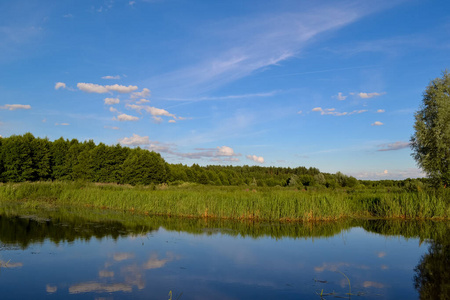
[
  {"left": 1, "top": 205, "right": 449, "bottom": 250},
  {"left": 360, "top": 219, "right": 450, "bottom": 243},
  {"left": 414, "top": 242, "right": 450, "bottom": 299},
  {"left": 0, "top": 214, "right": 155, "bottom": 248},
  {"left": 0, "top": 205, "right": 358, "bottom": 249}
]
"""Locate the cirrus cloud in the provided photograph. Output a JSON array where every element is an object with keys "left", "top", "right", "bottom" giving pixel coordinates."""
[
  {"left": 0, "top": 104, "right": 31, "bottom": 110},
  {"left": 377, "top": 141, "right": 410, "bottom": 151},
  {"left": 312, "top": 107, "right": 367, "bottom": 116},
  {"left": 101, "top": 75, "right": 121, "bottom": 80}
]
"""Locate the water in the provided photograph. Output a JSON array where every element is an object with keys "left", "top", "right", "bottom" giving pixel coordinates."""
[{"left": 0, "top": 207, "right": 448, "bottom": 299}]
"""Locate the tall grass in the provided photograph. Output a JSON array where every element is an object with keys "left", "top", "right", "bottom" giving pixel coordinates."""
[{"left": 0, "top": 181, "right": 448, "bottom": 221}]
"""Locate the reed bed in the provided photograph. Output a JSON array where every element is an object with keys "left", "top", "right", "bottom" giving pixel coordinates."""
[{"left": 0, "top": 181, "right": 449, "bottom": 221}]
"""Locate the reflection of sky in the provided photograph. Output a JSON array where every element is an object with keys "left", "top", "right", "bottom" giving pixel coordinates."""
[{"left": 0, "top": 226, "right": 429, "bottom": 299}]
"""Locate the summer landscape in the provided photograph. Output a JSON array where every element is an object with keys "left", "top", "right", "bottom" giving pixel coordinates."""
[{"left": 1, "top": 1, "right": 449, "bottom": 299}]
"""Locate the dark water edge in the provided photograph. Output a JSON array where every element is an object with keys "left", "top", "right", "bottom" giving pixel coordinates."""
[{"left": 0, "top": 202, "right": 449, "bottom": 299}]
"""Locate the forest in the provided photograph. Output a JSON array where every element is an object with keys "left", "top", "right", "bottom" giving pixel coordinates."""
[{"left": 0, "top": 133, "right": 426, "bottom": 189}]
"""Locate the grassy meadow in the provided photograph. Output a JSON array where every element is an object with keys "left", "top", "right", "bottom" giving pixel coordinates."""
[{"left": 0, "top": 181, "right": 449, "bottom": 221}]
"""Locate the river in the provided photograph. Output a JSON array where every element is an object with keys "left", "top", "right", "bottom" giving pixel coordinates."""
[{"left": 0, "top": 205, "right": 448, "bottom": 299}]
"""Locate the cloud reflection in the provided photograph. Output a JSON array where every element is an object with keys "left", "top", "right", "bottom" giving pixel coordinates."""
[
  {"left": 144, "top": 252, "right": 176, "bottom": 270},
  {"left": 113, "top": 252, "right": 134, "bottom": 261},
  {"left": 0, "top": 260, "right": 23, "bottom": 268},
  {"left": 99, "top": 270, "right": 114, "bottom": 278},
  {"left": 46, "top": 284, "right": 57, "bottom": 293},
  {"left": 69, "top": 282, "right": 133, "bottom": 294},
  {"left": 66, "top": 252, "right": 178, "bottom": 295},
  {"left": 363, "top": 281, "right": 385, "bottom": 288},
  {"left": 376, "top": 251, "right": 387, "bottom": 258},
  {"left": 314, "top": 262, "right": 350, "bottom": 272}
]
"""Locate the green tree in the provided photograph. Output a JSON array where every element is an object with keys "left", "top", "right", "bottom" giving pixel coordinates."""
[
  {"left": 121, "top": 148, "right": 168, "bottom": 185},
  {"left": 32, "top": 137, "right": 52, "bottom": 181},
  {"left": 411, "top": 71, "right": 450, "bottom": 187},
  {"left": 51, "top": 137, "right": 70, "bottom": 180},
  {"left": 1, "top": 133, "right": 35, "bottom": 182}
]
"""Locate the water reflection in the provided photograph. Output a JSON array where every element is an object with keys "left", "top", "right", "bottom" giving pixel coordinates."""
[
  {"left": 414, "top": 241, "right": 450, "bottom": 299},
  {"left": 0, "top": 203, "right": 449, "bottom": 299}
]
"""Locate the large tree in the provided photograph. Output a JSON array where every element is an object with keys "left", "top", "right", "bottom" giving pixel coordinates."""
[{"left": 411, "top": 71, "right": 450, "bottom": 186}]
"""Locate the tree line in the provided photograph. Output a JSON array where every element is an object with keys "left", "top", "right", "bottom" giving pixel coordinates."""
[
  {"left": 0, "top": 133, "right": 425, "bottom": 189},
  {"left": 0, "top": 133, "right": 169, "bottom": 185}
]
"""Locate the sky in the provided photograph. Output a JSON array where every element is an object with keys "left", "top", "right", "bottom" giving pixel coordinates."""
[{"left": 1, "top": 0, "right": 449, "bottom": 180}]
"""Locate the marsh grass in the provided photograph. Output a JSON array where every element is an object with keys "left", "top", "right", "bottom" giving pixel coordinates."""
[{"left": 0, "top": 181, "right": 448, "bottom": 221}]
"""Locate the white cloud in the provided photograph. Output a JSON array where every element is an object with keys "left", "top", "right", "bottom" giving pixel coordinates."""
[
  {"left": 126, "top": 104, "right": 177, "bottom": 122},
  {"left": 148, "top": 141, "right": 176, "bottom": 153},
  {"left": 55, "top": 82, "right": 66, "bottom": 90},
  {"left": 312, "top": 107, "right": 367, "bottom": 116},
  {"left": 356, "top": 92, "right": 386, "bottom": 99},
  {"left": 246, "top": 154, "right": 264, "bottom": 164},
  {"left": 154, "top": 145, "right": 241, "bottom": 162},
  {"left": 377, "top": 141, "right": 410, "bottom": 151},
  {"left": 137, "top": 99, "right": 150, "bottom": 104},
  {"left": 114, "top": 113, "right": 139, "bottom": 121},
  {"left": 77, "top": 83, "right": 138, "bottom": 94},
  {"left": 104, "top": 126, "right": 120, "bottom": 130},
  {"left": 0, "top": 104, "right": 31, "bottom": 110},
  {"left": 55, "top": 123, "right": 70, "bottom": 126},
  {"left": 168, "top": 119, "right": 176, "bottom": 123},
  {"left": 109, "top": 107, "right": 118, "bottom": 113},
  {"left": 336, "top": 92, "right": 347, "bottom": 100},
  {"left": 104, "top": 97, "right": 120, "bottom": 105},
  {"left": 102, "top": 75, "right": 121, "bottom": 80},
  {"left": 106, "top": 84, "right": 138, "bottom": 93},
  {"left": 352, "top": 168, "right": 426, "bottom": 180},
  {"left": 131, "top": 88, "right": 151, "bottom": 99},
  {"left": 371, "top": 121, "right": 383, "bottom": 126},
  {"left": 77, "top": 83, "right": 109, "bottom": 93},
  {"left": 146, "top": 106, "right": 175, "bottom": 118},
  {"left": 119, "top": 134, "right": 150, "bottom": 146},
  {"left": 377, "top": 109, "right": 385, "bottom": 113},
  {"left": 216, "top": 146, "right": 236, "bottom": 156}
]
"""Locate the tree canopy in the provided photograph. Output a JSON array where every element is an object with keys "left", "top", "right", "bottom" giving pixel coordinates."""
[
  {"left": 0, "top": 133, "right": 425, "bottom": 189},
  {"left": 411, "top": 71, "right": 450, "bottom": 187}
]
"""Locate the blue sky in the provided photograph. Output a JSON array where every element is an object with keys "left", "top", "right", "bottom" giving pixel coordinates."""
[{"left": 1, "top": 0, "right": 449, "bottom": 180}]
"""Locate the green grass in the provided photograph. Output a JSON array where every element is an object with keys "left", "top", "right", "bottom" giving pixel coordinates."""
[{"left": 0, "top": 181, "right": 449, "bottom": 221}]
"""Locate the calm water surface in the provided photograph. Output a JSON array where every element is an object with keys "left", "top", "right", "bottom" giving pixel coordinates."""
[{"left": 0, "top": 207, "right": 448, "bottom": 299}]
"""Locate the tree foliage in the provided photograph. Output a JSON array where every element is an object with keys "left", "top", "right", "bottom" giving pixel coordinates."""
[
  {"left": 0, "top": 133, "right": 428, "bottom": 189},
  {"left": 0, "top": 133, "right": 168, "bottom": 185},
  {"left": 411, "top": 71, "right": 450, "bottom": 186}
]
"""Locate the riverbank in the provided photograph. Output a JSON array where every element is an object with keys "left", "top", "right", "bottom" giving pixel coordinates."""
[{"left": 0, "top": 181, "right": 449, "bottom": 221}]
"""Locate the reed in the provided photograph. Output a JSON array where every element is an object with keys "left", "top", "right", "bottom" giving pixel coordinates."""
[{"left": 0, "top": 181, "right": 448, "bottom": 221}]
